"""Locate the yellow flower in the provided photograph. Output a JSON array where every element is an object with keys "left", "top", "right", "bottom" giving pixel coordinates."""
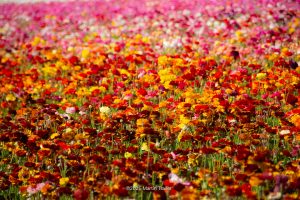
[
  {"left": 173, "top": 58, "right": 184, "bottom": 66},
  {"left": 6, "top": 93, "right": 16, "bottom": 101},
  {"left": 281, "top": 47, "right": 289, "bottom": 54},
  {"left": 113, "top": 99, "right": 122, "bottom": 104},
  {"left": 256, "top": 73, "right": 267, "bottom": 80},
  {"left": 135, "top": 127, "right": 146, "bottom": 138},
  {"left": 31, "top": 36, "right": 45, "bottom": 46},
  {"left": 76, "top": 87, "right": 89, "bottom": 96},
  {"left": 143, "top": 74, "right": 155, "bottom": 82},
  {"left": 50, "top": 133, "right": 60, "bottom": 139},
  {"left": 178, "top": 115, "right": 190, "bottom": 129},
  {"left": 158, "top": 68, "right": 176, "bottom": 82},
  {"left": 135, "top": 34, "right": 142, "bottom": 40},
  {"left": 5, "top": 84, "right": 14, "bottom": 90},
  {"left": 133, "top": 98, "right": 143, "bottom": 104},
  {"left": 188, "top": 153, "right": 199, "bottom": 166},
  {"left": 93, "top": 55, "right": 106, "bottom": 65},
  {"left": 137, "top": 118, "right": 149, "bottom": 127},
  {"left": 235, "top": 30, "right": 243, "bottom": 38},
  {"left": 179, "top": 115, "right": 190, "bottom": 124},
  {"left": 158, "top": 55, "right": 169, "bottom": 66},
  {"left": 142, "top": 104, "right": 152, "bottom": 111},
  {"left": 291, "top": 76, "right": 299, "bottom": 86},
  {"left": 141, "top": 142, "right": 150, "bottom": 152},
  {"left": 41, "top": 64, "right": 57, "bottom": 77},
  {"left": 65, "top": 128, "right": 72, "bottom": 133},
  {"left": 81, "top": 48, "right": 90, "bottom": 59},
  {"left": 212, "top": 98, "right": 224, "bottom": 112},
  {"left": 119, "top": 69, "right": 131, "bottom": 77},
  {"left": 249, "top": 176, "right": 262, "bottom": 186},
  {"left": 158, "top": 68, "right": 176, "bottom": 89},
  {"left": 124, "top": 152, "right": 133, "bottom": 158},
  {"left": 177, "top": 130, "right": 186, "bottom": 142},
  {"left": 288, "top": 114, "right": 300, "bottom": 127},
  {"left": 59, "top": 177, "right": 69, "bottom": 186},
  {"left": 159, "top": 101, "right": 168, "bottom": 108},
  {"left": 74, "top": 133, "right": 88, "bottom": 141}
]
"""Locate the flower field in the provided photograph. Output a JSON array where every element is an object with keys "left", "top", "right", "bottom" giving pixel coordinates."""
[{"left": 0, "top": 0, "right": 300, "bottom": 199}]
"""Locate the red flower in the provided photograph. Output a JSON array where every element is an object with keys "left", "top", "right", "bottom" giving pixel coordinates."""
[
  {"left": 226, "top": 185, "right": 242, "bottom": 196},
  {"left": 137, "top": 88, "right": 147, "bottom": 96},
  {"left": 200, "top": 147, "right": 217, "bottom": 154},
  {"left": 73, "top": 188, "right": 89, "bottom": 200}
]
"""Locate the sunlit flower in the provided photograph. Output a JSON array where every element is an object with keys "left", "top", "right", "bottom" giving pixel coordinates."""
[
  {"left": 124, "top": 152, "right": 132, "bottom": 158},
  {"left": 5, "top": 93, "right": 16, "bottom": 101},
  {"left": 1, "top": 1, "right": 299, "bottom": 199},
  {"left": 100, "top": 106, "right": 111, "bottom": 115},
  {"left": 65, "top": 107, "right": 76, "bottom": 114},
  {"left": 141, "top": 142, "right": 150, "bottom": 152},
  {"left": 256, "top": 73, "right": 267, "bottom": 80},
  {"left": 59, "top": 177, "right": 70, "bottom": 186}
]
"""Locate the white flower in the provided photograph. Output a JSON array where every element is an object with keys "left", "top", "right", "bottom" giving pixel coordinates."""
[
  {"left": 169, "top": 173, "right": 182, "bottom": 183},
  {"left": 79, "top": 111, "right": 86, "bottom": 115},
  {"left": 228, "top": 119, "right": 237, "bottom": 125},
  {"left": 267, "top": 192, "right": 282, "bottom": 200},
  {"left": 279, "top": 130, "right": 290, "bottom": 135},
  {"left": 100, "top": 106, "right": 111, "bottom": 115},
  {"left": 168, "top": 173, "right": 191, "bottom": 186}
]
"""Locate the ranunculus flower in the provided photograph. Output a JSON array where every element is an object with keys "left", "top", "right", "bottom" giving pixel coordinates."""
[
  {"left": 59, "top": 177, "right": 70, "bottom": 186},
  {"left": 99, "top": 106, "right": 111, "bottom": 115},
  {"left": 66, "top": 107, "right": 76, "bottom": 114}
]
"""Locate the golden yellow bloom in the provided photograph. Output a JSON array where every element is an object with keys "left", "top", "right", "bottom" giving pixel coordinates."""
[
  {"left": 188, "top": 153, "right": 199, "bottom": 166},
  {"left": 159, "top": 101, "right": 168, "bottom": 108},
  {"left": 249, "top": 176, "right": 263, "bottom": 186},
  {"left": 177, "top": 130, "right": 186, "bottom": 142},
  {"left": 135, "top": 127, "right": 146, "bottom": 138},
  {"left": 288, "top": 114, "right": 300, "bottom": 128},
  {"left": 179, "top": 115, "right": 190, "bottom": 125},
  {"left": 158, "top": 55, "right": 169, "bottom": 66},
  {"left": 173, "top": 58, "right": 184, "bottom": 66},
  {"left": 142, "top": 74, "right": 155, "bottom": 82},
  {"left": 119, "top": 69, "right": 131, "bottom": 77},
  {"left": 137, "top": 118, "right": 149, "bottom": 127},
  {"left": 158, "top": 68, "right": 176, "bottom": 82},
  {"left": 141, "top": 142, "right": 150, "bottom": 151},
  {"left": 256, "top": 73, "right": 267, "bottom": 80},
  {"left": 178, "top": 115, "right": 190, "bottom": 130},
  {"left": 31, "top": 36, "right": 45, "bottom": 46},
  {"left": 50, "top": 133, "right": 60, "bottom": 139},
  {"left": 59, "top": 177, "right": 69, "bottom": 186},
  {"left": 124, "top": 152, "right": 133, "bottom": 158},
  {"left": 74, "top": 133, "right": 88, "bottom": 141},
  {"left": 113, "top": 98, "right": 122, "bottom": 104},
  {"left": 41, "top": 64, "right": 57, "bottom": 77},
  {"left": 76, "top": 87, "right": 89, "bottom": 96},
  {"left": 6, "top": 93, "right": 16, "bottom": 101},
  {"left": 158, "top": 68, "right": 176, "bottom": 89},
  {"left": 81, "top": 48, "right": 90, "bottom": 59}
]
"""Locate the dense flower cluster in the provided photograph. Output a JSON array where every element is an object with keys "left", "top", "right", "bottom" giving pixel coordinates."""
[{"left": 0, "top": 0, "right": 300, "bottom": 199}]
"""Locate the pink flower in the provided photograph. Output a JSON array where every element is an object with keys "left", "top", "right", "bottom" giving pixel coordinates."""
[
  {"left": 66, "top": 107, "right": 76, "bottom": 114},
  {"left": 26, "top": 182, "right": 46, "bottom": 194},
  {"left": 168, "top": 173, "right": 191, "bottom": 186},
  {"left": 123, "top": 94, "right": 133, "bottom": 100},
  {"left": 171, "top": 152, "right": 177, "bottom": 160}
]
